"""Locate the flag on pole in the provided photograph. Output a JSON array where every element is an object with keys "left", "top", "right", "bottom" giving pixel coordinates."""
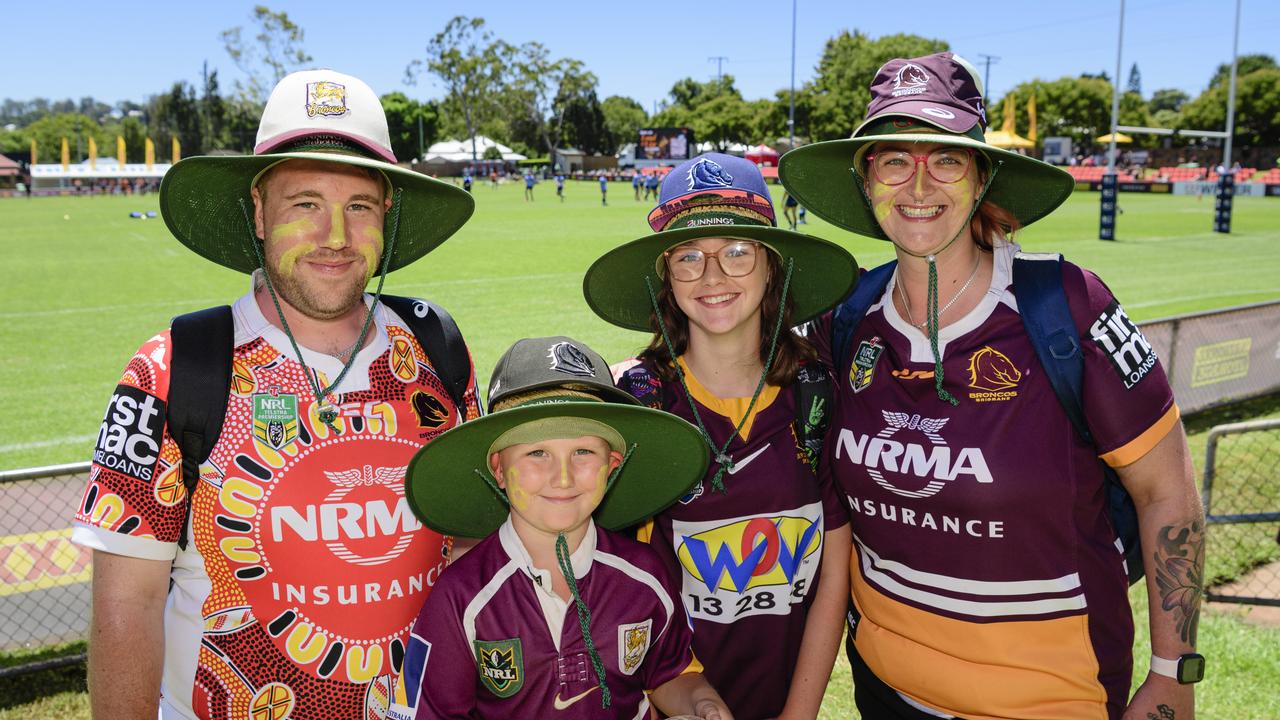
[
  {"left": 30, "top": 138, "right": 37, "bottom": 166},
  {"left": 1027, "top": 94, "right": 1038, "bottom": 143},
  {"left": 88, "top": 137, "right": 98, "bottom": 170},
  {"left": 172, "top": 137, "right": 181, "bottom": 163},
  {"left": 145, "top": 138, "right": 155, "bottom": 170},
  {"left": 61, "top": 137, "right": 70, "bottom": 170},
  {"left": 1001, "top": 97, "right": 1016, "bottom": 134},
  {"left": 117, "top": 136, "right": 126, "bottom": 169}
]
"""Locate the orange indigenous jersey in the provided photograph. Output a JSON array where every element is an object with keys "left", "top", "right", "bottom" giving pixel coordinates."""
[{"left": 72, "top": 293, "right": 480, "bottom": 720}]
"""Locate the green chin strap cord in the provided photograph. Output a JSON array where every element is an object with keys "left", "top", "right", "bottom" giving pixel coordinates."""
[{"left": 238, "top": 187, "right": 403, "bottom": 430}]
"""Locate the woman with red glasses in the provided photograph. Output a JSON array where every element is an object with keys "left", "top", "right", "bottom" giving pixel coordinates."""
[
  {"left": 583, "top": 153, "right": 858, "bottom": 719},
  {"left": 780, "top": 53, "right": 1204, "bottom": 720}
]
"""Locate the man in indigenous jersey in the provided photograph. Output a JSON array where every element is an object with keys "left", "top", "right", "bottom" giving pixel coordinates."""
[
  {"left": 71, "top": 69, "right": 479, "bottom": 720},
  {"left": 391, "top": 337, "right": 732, "bottom": 719},
  {"left": 781, "top": 53, "right": 1204, "bottom": 720}
]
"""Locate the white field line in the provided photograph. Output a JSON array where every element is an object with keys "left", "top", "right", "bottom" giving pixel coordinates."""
[{"left": 0, "top": 434, "right": 97, "bottom": 454}]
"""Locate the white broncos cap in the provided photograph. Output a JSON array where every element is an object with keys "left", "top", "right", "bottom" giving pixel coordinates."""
[{"left": 253, "top": 68, "right": 396, "bottom": 163}]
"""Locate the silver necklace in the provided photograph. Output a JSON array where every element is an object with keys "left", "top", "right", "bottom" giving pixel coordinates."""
[{"left": 897, "top": 254, "right": 982, "bottom": 329}]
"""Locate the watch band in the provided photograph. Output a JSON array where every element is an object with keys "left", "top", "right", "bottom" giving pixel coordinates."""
[{"left": 1149, "top": 654, "right": 1180, "bottom": 679}]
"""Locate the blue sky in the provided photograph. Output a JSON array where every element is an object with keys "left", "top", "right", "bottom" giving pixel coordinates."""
[{"left": 5, "top": 0, "right": 1274, "bottom": 115}]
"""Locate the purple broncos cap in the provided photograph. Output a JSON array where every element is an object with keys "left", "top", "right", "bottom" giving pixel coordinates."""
[
  {"left": 853, "top": 52, "right": 989, "bottom": 137},
  {"left": 647, "top": 153, "right": 777, "bottom": 231}
]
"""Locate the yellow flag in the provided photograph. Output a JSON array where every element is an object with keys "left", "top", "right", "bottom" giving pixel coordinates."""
[
  {"left": 61, "top": 137, "right": 70, "bottom": 170},
  {"left": 1027, "top": 94, "right": 1038, "bottom": 143},
  {"left": 117, "top": 136, "right": 126, "bottom": 168},
  {"left": 88, "top": 137, "right": 98, "bottom": 170},
  {"left": 1002, "top": 97, "right": 1016, "bottom": 134},
  {"left": 172, "top": 137, "right": 181, "bottom": 163},
  {"left": 145, "top": 138, "right": 155, "bottom": 170},
  {"left": 30, "top": 138, "right": 37, "bottom": 166}
]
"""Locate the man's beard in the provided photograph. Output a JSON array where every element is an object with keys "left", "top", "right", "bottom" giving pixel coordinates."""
[{"left": 264, "top": 259, "right": 368, "bottom": 321}]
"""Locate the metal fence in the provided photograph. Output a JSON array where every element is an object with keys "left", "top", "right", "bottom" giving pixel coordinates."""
[{"left": 1202, "top": 419, "right": 1280, "bottom": 607}]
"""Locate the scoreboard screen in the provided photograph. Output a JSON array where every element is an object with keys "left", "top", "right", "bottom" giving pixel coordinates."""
[{"left": 637, "top": 128, "right": 694, "bottom": 161}]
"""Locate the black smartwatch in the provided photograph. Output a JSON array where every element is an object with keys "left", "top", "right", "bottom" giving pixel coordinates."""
[{"left": 1150, "top": 653, "right": 1205, "bottom": 684}]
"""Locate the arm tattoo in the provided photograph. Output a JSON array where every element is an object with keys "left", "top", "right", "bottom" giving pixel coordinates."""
[
  {"left": 1147, "top": 704, "right": 1175, "bottom": 719},
  {"left": 1153, "top": 520, "right": 1204, "bottom": 646}
]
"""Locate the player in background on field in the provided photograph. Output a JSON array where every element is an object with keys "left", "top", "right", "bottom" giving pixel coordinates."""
[
  {"left": 780, "top": 51, "right": 1204, "bottom": 720},
  {"left": 584, "top": 153, "right": 857, "bottom": 720},
  {"left": 391, "top": 337, "right": 732, "bottom": 720},
  {"left": 71, "top": 69, "right": 481, "bottom": 720}
]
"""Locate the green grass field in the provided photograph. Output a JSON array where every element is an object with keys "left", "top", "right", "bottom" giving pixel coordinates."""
[{"left": 1, "top": 183, "right": 1278, "bottom": 718}]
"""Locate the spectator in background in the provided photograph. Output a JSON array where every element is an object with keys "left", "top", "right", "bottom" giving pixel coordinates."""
[
  {"left": 524, "top": 170, "right": 535, "bottom": 201},
  {"left": 599, "top": 174, "right": 608, "bottom": 206},
  {"left": 633, "top": 171, "right": 643, "bottom": 201}
]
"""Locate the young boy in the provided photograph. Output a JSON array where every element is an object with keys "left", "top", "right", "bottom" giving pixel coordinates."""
[{"left": 391, "top": 337, "right": 733, "bottom": 720}]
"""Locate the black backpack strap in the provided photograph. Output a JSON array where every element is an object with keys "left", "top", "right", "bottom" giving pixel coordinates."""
[
  {"left": 1013, "top": 253, "right": 1144, "bottom": 584},
  {"left": 380, "top": 295, "right": 471, "bottom": 413},
  {"left": 831, "top": 261, "right": 897, "bottom": 373},
  {"left": 168, "top": 305, "right": 234, "bottom": 550}
]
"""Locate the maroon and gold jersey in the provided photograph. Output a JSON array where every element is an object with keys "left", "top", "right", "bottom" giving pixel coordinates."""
[
  {"left": 71, "top": 292, "right": 480, "bottom": 720},
  {"left": 617, "top": 357, "right": 848, "bottom": 719},
  {"left": 816, "top": 243, "right": 1178, "bottom": 720},
  {"left": 389, "top": 520, "right": 700, "bottom": 719}
]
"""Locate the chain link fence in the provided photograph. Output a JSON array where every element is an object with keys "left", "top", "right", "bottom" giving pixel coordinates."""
[
  {"left": 0, "top": 462, "right": 91, "bottom": 678},
  {"left": 1202, "top": 419, "right": 1280, "bottom": 607}
]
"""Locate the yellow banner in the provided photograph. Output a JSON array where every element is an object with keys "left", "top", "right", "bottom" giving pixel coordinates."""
[
  {"left": 1028, "top": 94, "right": 1038, "bottom": 143},
  {"left": 172, "top": 136, "right": 181, "bottom": 163},
  {"left": 1001, "top": 97, "right": 1016, "bottom": 134},
  {"left": 61, "top": 137, "right": 70, "bottom": 170},
  {"left": 117, "top": 135, "right": 126, "bottom": 168},
  {"left": 0, "top": 528, "right": 93, "bottom": 597},
  {"left": 88, "top": 137, "right": 97, "bottom": 170},
  {"left": 145, "top": 138, "right": 155, "bottom": 169},
  {"left": 30, "top": 138, "right": 37, "bottom": 166}
]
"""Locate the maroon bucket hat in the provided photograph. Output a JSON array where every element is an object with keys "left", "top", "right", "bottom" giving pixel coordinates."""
[{"left": 778, "top": 52, "right": 1073, "bottom": 240}]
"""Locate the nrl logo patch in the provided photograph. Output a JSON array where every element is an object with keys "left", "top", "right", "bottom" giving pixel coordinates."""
[
  {"left": 617, "top": 619, "right": 652, "bottom": 675},
  {"left": 306, "top": 80, "right": 348, "bottom": 118},
  {"left": 548, "top": 341, "right": 596, "bottom": 377},
  {"left": 252, "top": 391, "right": 299, "bottom": 449},
  {"left": 849, "top": 337, "right": 884, "bottom": 393},
  {"left": 475, "top": 639, "right": 524, "bottom": 698}
]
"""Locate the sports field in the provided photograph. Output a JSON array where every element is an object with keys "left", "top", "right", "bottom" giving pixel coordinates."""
[{"left": 1, "top": 182, "right": 1279, "bottom": 718}]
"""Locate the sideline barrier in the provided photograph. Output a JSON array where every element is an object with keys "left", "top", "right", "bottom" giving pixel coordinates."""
[{"left": 0, "top": 302, "right": 1276, "bottom": 676}]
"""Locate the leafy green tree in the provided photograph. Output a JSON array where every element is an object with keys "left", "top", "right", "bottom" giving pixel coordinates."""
[
  {"left": 1126, "top": 63, "right": 1142, "bottom": 96},
  {"left": 501, "top": 41, "right": 598, "bottom": 157},
  {"left": 804, "top": 31, "right": 949, "bottom": 141},
  {"left": 148, "top": 82, "right": 203, "bottom": 159},
  {"left": 1207, "top": 54, "right": 1277, "bottom": 89},
  {"left": 380, "top": 92, "right": 438, "bottom": 161},
  {"left": 407, "top": 16, "right": 505, "bottom": 161},
  {"left": 1181, "top": 68, "right": 1280, "bottom": 146},
  {"left": 18, "top": 112, "right": 100, "bottom": 163},
  {"left": 1149, "top": 88, "right": 1190, "bottom": 114},
  {"left": 221, "top": 5, "right": 313, "bottom": 103},
  {"left": 600, "top": 95, "right": 647, "bottom": 154},
  {"left": 998, "top": 76, "right": 1118, "bottom": 145}
]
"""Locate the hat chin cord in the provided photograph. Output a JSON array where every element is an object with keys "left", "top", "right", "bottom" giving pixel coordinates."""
[
  {"left": 857, "top": 162, "right": 1000, "bottom": 406},
  {"left": 238, "top": 188, "right": 403, "bottom": 430},
  {"left": 643, "top": 258, "right": 795, "bottom": 493},
  {"left": 471, "top": 442, "right": 638, "bottom": 711}
]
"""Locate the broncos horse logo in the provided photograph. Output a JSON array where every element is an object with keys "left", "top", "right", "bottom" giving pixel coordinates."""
[
  {"left": 894, "top": 63, "right": 930, "bottom": 91},
  {"left": 548, "top": 341, "right": 596, "bottom": 377},
  {"left": 687, "top": 158, "right": 734, "bottom": 191}
]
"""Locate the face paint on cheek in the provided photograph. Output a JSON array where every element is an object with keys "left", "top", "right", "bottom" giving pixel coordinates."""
[
  {"left": 504, "top": 468, "right": 532, "bottom": 512},
  {"left": 269, "top": 220, "right": 318, "bottom": 279},
  {"left": 588, "top": 465, "right": 610, "bottom": 507},
  {"left": 359, "top": 226, "right": 384, "bottom": 282},
  {"left": 871, "top": 181, "right": 895, "bottom": 223}
]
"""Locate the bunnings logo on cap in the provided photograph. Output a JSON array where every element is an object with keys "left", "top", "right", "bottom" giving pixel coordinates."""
[
  {"left": 892, "top": 63, "right": 930, "bottom": 97},
  {"left": 306, "top": 81, "right": 348, "bottom": 118}
]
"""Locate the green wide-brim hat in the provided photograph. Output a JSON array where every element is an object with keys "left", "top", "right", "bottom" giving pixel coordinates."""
[
  {"left": 405, "top": 401, "right": 709, "bottom": 538},
  {"left": 583, "top": 224, "right": 859, "bottom": 332},
  {"left": 159, "top": 151, "right": 475, "bottom": 274},
  {"left": 779, "top": 125, "right": 1075, "bottom": 241}
]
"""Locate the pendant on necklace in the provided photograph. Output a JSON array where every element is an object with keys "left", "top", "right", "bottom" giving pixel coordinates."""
[{"left": 317, "top": 404, "right": 339, "bottom": 425}]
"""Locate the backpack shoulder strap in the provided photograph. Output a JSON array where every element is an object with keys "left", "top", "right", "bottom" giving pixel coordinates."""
[
  {"left": 380, "top": 295, "right": 471, "bottom": 412},
  {"left": 1011, "top": 253, "right": 1092, "bottom": 444},
  {"left": 793, "top": 359, "right": 833, "bottom": 470},
  {"left": 831, "top": 261, "right": 897, "bottom": 371},
  {"left": 168, "top": 305, "right": 234, "bottom": 549}
]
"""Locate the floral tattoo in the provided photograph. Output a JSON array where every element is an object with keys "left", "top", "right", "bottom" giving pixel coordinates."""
[
  {"left": 1153, "top": 520, "right": 1204, "bottom": 646},
  {"left": 1147, "top": 704, "right": 1176, "bottom": 719}
]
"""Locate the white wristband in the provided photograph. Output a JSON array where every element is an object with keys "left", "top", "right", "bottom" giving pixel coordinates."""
[{"left": 1149, "top": 654, "right": 1180, "bottom": 679}]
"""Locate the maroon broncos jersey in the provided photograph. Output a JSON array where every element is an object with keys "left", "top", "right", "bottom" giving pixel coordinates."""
[
  {"left": 815, "top": 244, "right": 1178, "bottom": 720},
  {"left": 389, "top": 520, "right": 700, "bottom": 719},
  {"left": 617, "top": 357, "right": 848, "bottom": 719}
]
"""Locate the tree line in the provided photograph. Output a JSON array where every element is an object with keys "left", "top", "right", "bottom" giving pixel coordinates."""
[{"left": 2, "top": 8, "right": 1277, "bottom": 166}]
